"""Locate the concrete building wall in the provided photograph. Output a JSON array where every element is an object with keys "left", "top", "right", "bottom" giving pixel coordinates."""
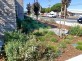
[
  {"left": 0, "top": 0, "right": 16, "bottom": 36},
  {"left": 15, "top": 0, "right": 24, "bottom": 20}
]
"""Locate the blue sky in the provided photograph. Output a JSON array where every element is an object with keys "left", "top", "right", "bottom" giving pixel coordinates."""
[{"left": 24, "top": 0, "right": 82, "bottom": 11}]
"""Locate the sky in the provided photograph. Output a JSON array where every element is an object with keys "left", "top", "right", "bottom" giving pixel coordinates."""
[{"left": 24, "top": 0, "right": 82, "bottom": 11}]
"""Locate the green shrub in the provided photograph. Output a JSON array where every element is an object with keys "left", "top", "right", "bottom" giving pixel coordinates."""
[
  {"left": 76, "top": 45, "right": 82, "bottom": 50},
  {"left": 4, "top": 31, "right": 60, "bottom": 61},
  {"left": 46, "top": 45, "right": 61, "bottom": 59},
  {"left": 65, "top": 35, "right": 73, "bottom": 40},
  {"left": 63, "top": 39, "right": 72, "bottom": 44},
  {"left": 4, "top": 31, "right": 28, "bottom": 43},
  {"left": 38, "top": 36, "right": 45, "bottom": 41},
  {"left": 69, "top": 26, "right": 82, "bottom": 36},
  {"left": 21, "top": 17, "right": 48, "bottom": 33},
  {"left": 47, "top": 31, "right": 55, "bottom": 35},
  {"left": 16, "top": 18, "right": 22, "bottom": 29},
  {"left": 77, "top": 41, "right": 82, "bottom": 45},
  {"left": 50, "top": 37, "right": 57, "bottom": 42},
  {"left": 5, "top": 41, "right": 25, "bottom": 61},
  {"left": 63, "top": 35, "right": 73, "bottom": 44},
  {"left": 33, "top": 31, "right": 44, "bottom": 36},
  {"left": 76, "top": 41, "right": 82, "bottom": 50},
  {"left": 58, "top": 41, "right": 67, "bottom": 49}
]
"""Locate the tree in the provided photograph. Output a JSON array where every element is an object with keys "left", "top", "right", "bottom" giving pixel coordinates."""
[
  {"left": 33, "top": 2, "right": 40, "bottom": 20},
  {"left": 51, "top": 3, "right": 61, "bottom": 12},
  {"left": 61, "top": 0, "right": 71, "bottom": 18},
  {"left": 45, "top": 8, "right": 51, "bottom": 13},
  {"left": 26, "top": 3, "right": 31, "bottom": 15},
  {"left": 41, "top": 8, "right": 46, "bottom": 13}
]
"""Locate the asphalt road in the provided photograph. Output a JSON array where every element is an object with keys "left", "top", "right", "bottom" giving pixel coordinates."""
[{"left": 40, "top": 16, "right": 78, "bottom": 23}]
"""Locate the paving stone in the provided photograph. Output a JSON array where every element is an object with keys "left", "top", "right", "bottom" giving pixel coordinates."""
[
  {"left": 49, "top": 28, "right": 68, "bottom": 36},
  {"left": 66, "top": 54, "right": 82, "bottom": 61}
]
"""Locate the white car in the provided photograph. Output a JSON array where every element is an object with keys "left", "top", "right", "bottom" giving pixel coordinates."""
[{"left": 47, "top": 14, "right": 57, "bottom": 18}]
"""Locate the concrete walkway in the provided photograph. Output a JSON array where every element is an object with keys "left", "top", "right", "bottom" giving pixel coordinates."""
[
  {"left": 56, "top": 21, "right": 82, "bottom": 27},
  {"left": 49, "top": 28, "right": 68, "bottom": 36},
  {"left": 66, "top": 54, "right": 82, "bottom": 61}
]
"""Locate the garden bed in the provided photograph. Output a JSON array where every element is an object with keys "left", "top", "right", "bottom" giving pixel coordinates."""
[
  {"left": 0, "top": 17, "right": 82, "bottom": 61},
  {"left": 38, "top": 19, "right": 82, "bottom": 61}
]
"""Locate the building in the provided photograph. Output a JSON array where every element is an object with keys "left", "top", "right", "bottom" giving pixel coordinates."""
[
  {"left": 15, "top": 0, "right": 24, "bottom": 20},
  {"left": 68, "top": 9, "right": 82, "bottom": 17},
  {"left": 0, "top": 0, "right": 24, "bottom": 36}
]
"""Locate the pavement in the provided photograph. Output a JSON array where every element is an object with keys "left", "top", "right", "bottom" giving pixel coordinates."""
[
  {"left": 66, "top": 54, "right": 82, "bottom": 61},
  {"left": 49, "top": 28, "right": 68, "bottom": 36},
  {"left": 56, "top": 21, "right": 82, "bottom": 27}
]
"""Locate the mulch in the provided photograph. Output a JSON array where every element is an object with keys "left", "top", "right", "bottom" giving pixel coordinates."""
[
  {"left": 38, "top": 19, "right": 82, "bottom": 61},
  {"left": 0, "top": 19, "right": 82, "bottom": 61}
]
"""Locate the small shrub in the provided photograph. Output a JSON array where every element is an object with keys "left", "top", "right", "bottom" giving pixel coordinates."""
[
  {"left": 4, "top": 31, "right": 60, "bottom": 61},
  {"left": 38, "top": 36, "right": 45, "bottom": 41},
  {"left": 16, "top": 18, "right": 22, "bottom": 29},
  {"left": 45, "top": 45, "right": 61, "bottom": 60},
  {"left": 58, "top": 41, "right": 67, "bottom": 49},
  {"left": 33, "top": 31, "right": 44, "bottom": 36},
  {"left": 21, "top": 17, "right": 48, "bottom": 33},
  {"left": 65, "top": 35, "right": 73, "bottom": 40},
  {"left": 76, "top": 45, "right": 82, "bottom": 50},
  {"left": 63, "top": 39, "right": 72, "bottom": 44},
  {"left": 76, "top": 41, "right": 82, "bottom": 50},
  {"left": 33, "top": 28, "right": 48, "bottom": 36},
  {"left": 77, "top": 41, "right": 82, "bottom": 45},
  {"left": 50, "top": 37, "right": 57, "bottom": 42},
  {"left": 4, "top": 31, "right": 28, "bottom": 43},
  {"left": 47, "top": 31, "right": 55, "bottom": 35},
  {"left": 69, "top": 25, "right": 82, "bottom": 36}
]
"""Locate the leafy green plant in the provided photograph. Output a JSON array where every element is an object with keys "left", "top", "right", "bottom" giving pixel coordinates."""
[
  {"left": 69, "top": 25, "right": 82, "bottom": 36},
  {"left": 4, "top": 31, "right": 28, "bottom": 43},
  {"left": 76, "top": 45, "right": 82, "bottom": 50},
  {"left": 4, "top": 31, "right": 60, "bottom": 61},
  {"left": 58, "top": 41, "right": 67, "bottom": 49},
  {"left": 76, "top": 41, "right": 82, "bottom": 50},
  {"left": 47, "top": 31, "right": 55, "bottom": 35},
  {"left": 50, "top": 37, "right": 57, "bottom": 42},
  {"left": 63, "top": 35, "right": 73, "bottom": 44},
  {"left": 65, "top": 35, "right": 73, "bottom": 40},
  {"left": 21, "top": 17, "right": 48, "bottom": 34},
  {"left": 46, "top": 45, "right": 61, "bottom": 59},
  {"left": 16, "top": 18, "right": 22, "bottom": 29},
  {"left": 63, "top": 39, "right": 72, "bottom": 44},
  {"left": 5, "top": 41, "right": 25, "bottom": 61},
  {"left": 38, "top": 36, "right": 45, "bottom": 41},
  {"left": 77, "top": 41, "right": 82, "bottom": 45}
]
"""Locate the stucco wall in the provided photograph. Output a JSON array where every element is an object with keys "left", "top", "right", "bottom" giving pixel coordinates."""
[
  {"left": 15, "top": 0, "right": 24, "bottom": 20},
  {"left": 0, "top": 0, "right": 16, "bottom": 36}
]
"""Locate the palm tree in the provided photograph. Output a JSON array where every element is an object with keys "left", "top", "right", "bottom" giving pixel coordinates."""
[
  {"left": 59, "top": 0, "right": 71, "bottom": 37},
  {"left": 61, "top": 0, "right": 71, "bottom": 18}
]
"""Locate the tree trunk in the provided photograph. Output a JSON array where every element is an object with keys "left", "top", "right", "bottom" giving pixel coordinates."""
[{"left": 36, "top": 15, "right": 38, "bottom": 20}]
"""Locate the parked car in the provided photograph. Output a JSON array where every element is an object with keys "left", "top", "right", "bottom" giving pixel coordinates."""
[
  {"left": 77, "top": 17, "right": 82, "bottom": 23},
  {"left": 47, "top": 14, "right": 57, "bottom": 18}
]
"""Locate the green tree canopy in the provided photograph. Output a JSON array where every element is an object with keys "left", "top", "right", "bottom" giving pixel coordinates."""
[
  {"left": 51, "top": 3, "right": 61, "bottom": 12},
  {"left": 33, "top": 2, "right": 40, "bottom": 19},
  {"left": 26, "top": 3, "right": 31, "bottom": 15},
  {"left": 41, "top": 8, "right": 46, "bottom": 13},
  {"left": 45, "top": 8, "right": 51, "bottom": 13},
  {"left": 62, "top": 0, "right": 71, "bottom": 8},
  {"left": 61, "top": 0, "right": 72, "bottom": 18}
]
